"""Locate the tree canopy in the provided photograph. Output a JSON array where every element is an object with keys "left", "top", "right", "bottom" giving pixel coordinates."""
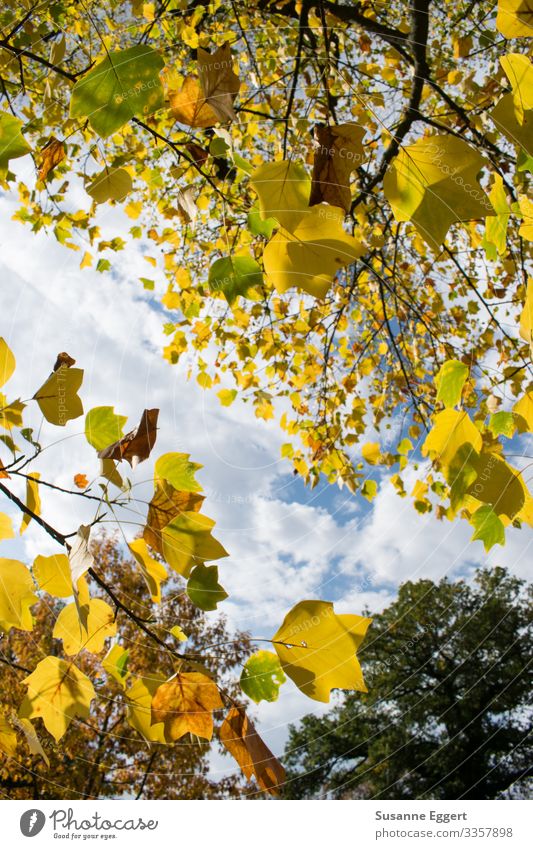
[
  {"left": 283, "top": 567, "right": 533, "bottom": 800},
  {"left": 0, "top": 0, "right": 531, "bottom": 800}
]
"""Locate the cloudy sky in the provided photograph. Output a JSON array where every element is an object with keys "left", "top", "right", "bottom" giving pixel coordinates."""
[{"left": 0, "top": 156, "right": 531, "bottom": 778}]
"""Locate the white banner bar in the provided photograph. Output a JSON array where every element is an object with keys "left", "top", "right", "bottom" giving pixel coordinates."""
[{"left": 2, "top": 799, "right": 531, "bottom": 848}]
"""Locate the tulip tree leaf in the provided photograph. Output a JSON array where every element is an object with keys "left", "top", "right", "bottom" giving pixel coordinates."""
[
  {"left": 19, "top": 656, "right": 95, "bottom": 742},
  {"left": 383, "top": 135, "right": 491, "bottom": 251},
  {"left": 240, "top": 650, "right": 286, "bottom": 703},
  {"left": 208, "top": 255, "right": 263, "bottom": 304},
  {"left": 70, "top": 46, "right": 165, "bottom": 138},
  {"left": 435, "top": 360, "right": 469, "bottom": 408},
  {"left": 470, "top": 505, "right": 505, "bottom": 552},
  {"left": 186, "top": 563, "right": 228, "bottom": 610},
  {"left": 272, "top": 600, "right": 372, "bottom": 703},
  {"left": 0, "top": 112, "right": 31, "bottom": 171},
  {"left": 85, "top": 406, "right": 128, "bottom": 452}
]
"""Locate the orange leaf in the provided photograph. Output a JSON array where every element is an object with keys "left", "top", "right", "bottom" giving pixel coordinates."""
[
  {"left": 151, "top": 672, "right": 223, "bottom": 741},
  {"left": 73, "top": 473, "right": 88, "bottom": 489},
  {"left": 38, "top": 137, "right": 66, "bottom": 181},
  {"left": 219, "top": 706, "right": 286, "bottom": 795},
  {"left": 98, "top": 408, "right": 159, "bottom": 468},
  {"left": 169, "top": 77, "right": 219, "bottom": 128},
  {"left": 144, "top": 480, "right": 204, "bottom": 554}
]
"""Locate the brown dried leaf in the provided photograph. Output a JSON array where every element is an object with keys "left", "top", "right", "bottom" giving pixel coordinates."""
[
  {"left": 197, "top": 44, "right": 240, "bottom": 123},
  {"left": 53, "top": 352, "right": 76, "bottom": 372},
  {"left": 151, "top": 672, "right": 223, "bottom": 741},
  {"left": 38, "top": 137, "right": 66, "bottom": 181},
  {"left": 98, "top": 408, "right": 159, "bottom": 468},
  {"left": 309, "top": 123, "right": 365, "bottom": 213},
  {"left": 144, "top": 479, "right": 204, "bottom": 554},
  {"left": 219, "top": 706, "right": 286, "bottom": 795}
]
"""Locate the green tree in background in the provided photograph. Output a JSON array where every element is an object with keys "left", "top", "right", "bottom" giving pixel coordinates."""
[{"left": 283, "top": 567, "right": 533, "bottom": 800}]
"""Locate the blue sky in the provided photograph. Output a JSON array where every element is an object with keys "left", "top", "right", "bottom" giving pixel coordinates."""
[{"left": 0, "top": 156, "right": 531, "bottom": 777}]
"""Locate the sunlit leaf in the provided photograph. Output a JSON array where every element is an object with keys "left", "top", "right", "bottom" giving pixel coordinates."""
[
  {"left": 19, "top": 656, "right": 95, "bottom": 742},
  {"left": 240, "top": 650, "right": 286, "bottom": 703}
]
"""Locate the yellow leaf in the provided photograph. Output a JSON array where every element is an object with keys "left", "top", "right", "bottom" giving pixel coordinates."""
[
  {"left": 19, "top": 656, "right": 95, "bottom": 742},
  {"left": 33, "top": 364, "right": 83, "bottom": 426},
  {"left": 519, "top": 278, "right": 533, "bottom": 355},
  {"left": 514, "top": 391, "right": 533, "bottom": 431},
  {"left": 272, "top": 600, "right": 372, "bottom": 703},
  {"left": 217, "top": 389, "right": 237, "bottom": 406},
  {"left": 125, "top": 674, "right": 167, "bottom": 743},
  {"left": 20, "top": 473, "right": 41, "bottom": 534},
  {"left": 497, "top": 0, "right": 533, "bottom": 37},
  {"left": 362, "top": 442, "right": 381, "bottom": 464},
  {"left": 0, "top": 558, "right": 37, "bottom": 633},
  {"left": 491, "top": 55, "right": 533, "bottom": 156},
  {"left": 53, "top": 597, "right": 116, "bottom": 655},
  {"left": 151, "top": 671, "right": 223, "bottom": 741},
  {"left": 263, "top": 205, "right": 364, "bottom": 298},
  {"left": 128, "top": 538, "right": 167, "bottom": 603},
  {"left": 0, "top": 338, "right": 15, "bottom": 388},
  {"left": 422, "top": 409, "right": 482, "bottom": 470},
  {"left": 518, "top": 196, "right": 533, "bottom": 241},
  {"left": 383, "top": 135, "right": 491, "bottom": 251},
  {"left": 33, "top": 553, "right": 72, "bottom": 597},
  {"left": 219, "top": 706, "right": 286, "bottom": 795},
  {"left": 80, "top": 251, "right": 93, "bottom": 269},
  {"left": 0, "top": 511, "right": 14, "bottom": 540},
  {"left": 0, "top": 711, "right": 18, "bottom": 757},
  {"left": 18, "top": 717, "right": 49, "bottom": 766},
  {"left": 87, "top": 167, "right": 132, "bottom": 203},
  {"left": 250, "top": 160, "right": 311, "bottom": 231},
  {"left": 161, "top": 511, "right": 228, "bottom": 578}
]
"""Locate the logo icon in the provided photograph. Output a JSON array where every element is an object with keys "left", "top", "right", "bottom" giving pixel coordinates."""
[{"left": 20, "top": 810, "right": 46, "bottom": 837}]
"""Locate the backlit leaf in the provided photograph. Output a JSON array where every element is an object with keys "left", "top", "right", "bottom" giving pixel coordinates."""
[
  {"left": 154, "top": 452, "right": 202, "bottom": 492},
  {"left": 151, "top": 671, "right": 223, "bottom": 741},
  {"left": 20, "top": 473, "right": 41, "bottom": 534},
  {"left": 186, "top": 563, "right": 228, "bottom": 611},
  {"left": 208, "top": 255, "right": 263, "bottom": 305},
  {"left": 70, "top": 46, "right": 164, "bottom": 137},
  {"left": 33, "top": 363, "right": 83, "bottom": 426},
  {"left": 128, "top": 538, "right": 167, "bottom": 603},
  {"left": 435, "top": 360, "right": 469, "bottom": 408},
  {"left": 470, "top": 505, "right": 505, "bottom": 552},
  {"left": 219, "top": 706, "right": 285, "bottom": 795},
  {"left": 19, "top": 656, "right": 95, "bottom": 742},
  {"left": 102, "top": 644, "right": 130, "bottom": 689},
  {"left": 0, "top": 558, "right": 37, "bottom": 633},
  {"left": 86, "top": 168, "right": 132, "bottom": 203},
  {"left": 53, "top": 597, "right": 116, "bottom": 655},
  {"left": 240, "top": 650, "right": 286, "bottom": 703},
  {"left": 162, "top": 512, "right": 228, "bottom": 578},
  {"left": 0, "top": 112, "right": 31, "bottom": 171},
  {"left": 0, "top": 338, "right": 15, "bottom": 388},
  {"left": 272, "top": 600, "right": 372, "bottom": 703},
  {"left": 33, "top": 553, "right": 72, "bottom": 597},
  {"left": 383, "top": 135, "right": 491, "bottom": 251},
  {"left": 85, "top": 406, "right": 128, "bottom": 452}
]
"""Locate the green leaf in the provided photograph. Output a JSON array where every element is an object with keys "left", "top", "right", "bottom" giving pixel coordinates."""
[
  {"left": 247, "top": 208, "right": 277, "bottom": 239},
  {"left": 240, "top": 650, "right": 285, "bottom": 703},
  {"left": 250, "top": 160, "right": 311, "bottom": 231},
  {"left": 470, "top": 505, "right": 505, "bottom": 552},
  {"left": 186, "top": 563, "right": 228, "bottom": 610},
  {"left": 154, "top": 452, "right": 203, "bottom": 492},
  {"left": 208, "top": 255, "right": 263, "bottom": 305},
  {"left": 435, "top": 360, "right": 469, "bottom": 408},
  {"left": 0, "top": 112, "right": 31, "bottom": 171},
  {"left": 489, "top": 411, "right": 517, "bottom": 439},
  {"left": 85, "top": 406, "right": 127, "bottom": 452},
  {"left": 70, "top": 46, "right": 165, "bottom": 138},
  {"left": 102, "top": 644, "right": 129, "bottom": 689},
  {"left": 86, "top": 167, "right": 132, "bottom": 203},
  {"left": 162, "top": 513, "right": 228, "bottom": 578}
]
